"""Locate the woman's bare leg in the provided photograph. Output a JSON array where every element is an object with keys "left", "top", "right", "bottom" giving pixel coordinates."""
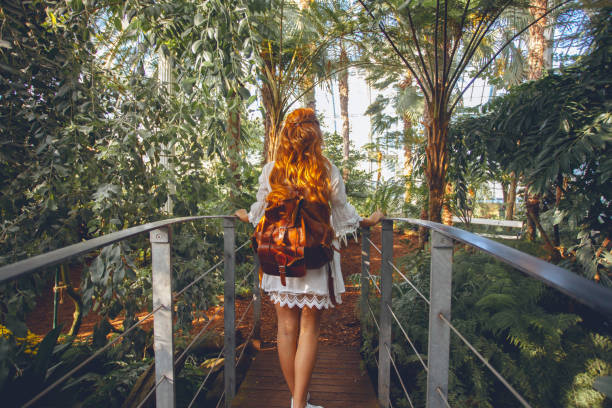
[
  {"left": 275, "top": 303, "right": 300, "bottom": 395},
  {"left": 293, "top": 306, "right": 322, "bottom": 408}
]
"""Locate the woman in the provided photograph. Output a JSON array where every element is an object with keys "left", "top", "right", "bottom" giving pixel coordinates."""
[{"left": 235, "top": 108, "right": 383, "bottom": 408}]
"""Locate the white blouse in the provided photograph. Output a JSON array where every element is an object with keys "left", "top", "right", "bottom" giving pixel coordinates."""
[{"left": 248, "top": 160, "right": 362, "bottom": 309}]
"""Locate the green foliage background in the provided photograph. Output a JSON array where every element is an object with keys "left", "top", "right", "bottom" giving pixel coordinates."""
[{"left": 0, "top": 0, "right": 610, "bottom": 406}]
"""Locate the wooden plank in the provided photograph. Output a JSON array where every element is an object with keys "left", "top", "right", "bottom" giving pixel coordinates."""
[{"left": 232, "top": 345, "right": 379, "bottom": 408}]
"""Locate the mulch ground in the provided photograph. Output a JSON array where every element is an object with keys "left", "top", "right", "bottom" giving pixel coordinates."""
[{"left": 25, "top": 225, "right": 418, "bottom": 347}]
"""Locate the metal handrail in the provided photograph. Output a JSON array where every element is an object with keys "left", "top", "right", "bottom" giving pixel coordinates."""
[
  {"left": 1, "top": 214, "right": 256, "bottom": 408},
  {"left": 389, "top": 217, "right": 612, "bottom": 317},
  {"left": 362, "top": 219, "right": 612, "bottom": 408},
  {"left": 0, "top": 215, "right": 234, "bottom": 283}
]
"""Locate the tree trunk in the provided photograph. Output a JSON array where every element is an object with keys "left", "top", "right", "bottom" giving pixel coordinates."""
[
  {"left": 525, "top": 193, "right": 540, "bottom": 241},
  {"left": 526, "top": 200, "right": 560, "bottom": 261},
  {"left": 298, "top": 0, "right": 315, "bottom": 111},
  {"left": 376, "top": 150, "right": 382, "bottom": 184},
  {"left": 304, "top": 81, "right": 316, "bottom": 111},
  {"left": 442, "top": 182, "right": 453, "bottom": 225},
  {"left": 527, "top": 0, "right": 549, "bottom": 81},
  {"left": 423, "top": 104, "right": 449, "bottom": 223},
  {"left": 227, "top": 93, "right": 242, "bottom": 194},
  {"left": 418, "top": 208, "right": 428, "bottom": 249},
  {"left": 524, "top": 0, "right": 548, "bottom": 239},
  {"left": 339, "top": 45, "right": 350, "bottom": 181},
  {"left": 403, "top": 118, "right": 413, "bottom": 203},
  {"left": 261, "top": 81, "right": 273, "bottom": 164},
  {"left": 501, "top": 179, "right": 508, "bottom": 216},
  {"left": 505, "top": 172, "right": 517, "bottom": 219},
  {"left": 158, "top": 51, "right": 175, "bottom": 214},
  {"left": 260, "top": 77, "right": 283, "bottom": 164},
  {"left": 399, "top": 74, "right": 414, "bottom": 203},
  {"left": 552, "top": 177, "right": 563, "bottom": 246}
]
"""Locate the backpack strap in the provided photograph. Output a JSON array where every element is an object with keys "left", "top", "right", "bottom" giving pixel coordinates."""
[{"left": 327, "top": 262, "right": 338, "bottom": 306}]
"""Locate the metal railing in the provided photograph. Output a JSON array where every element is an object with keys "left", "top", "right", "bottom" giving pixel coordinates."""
[
  {"left": 3, "top": 215, "right": 612, "bottom": 407},
  {"left": 361, "top": 218, "right": 612, "bottom": 408},
  {"left": 0, "top": 215, "right": 259, "bottom": 408}
]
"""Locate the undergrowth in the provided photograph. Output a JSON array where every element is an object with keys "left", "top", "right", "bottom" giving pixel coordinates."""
[{"left": 361, "top": 242, "right": 612, "bottom": 407}]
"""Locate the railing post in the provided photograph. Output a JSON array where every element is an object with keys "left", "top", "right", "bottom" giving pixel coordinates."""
[
  {"left": 150, "top": 227, "right": 175, "bottom": 408},
  {"left": 253, "top": 254, "right": 261, "bottom": 341},
  {"left": 223, "top": 217, "right": 236, "bottom": 407},
  {"left": 360, "top": 227, "right": 371, "bottom": 320},
  {"left": 378, "top": 219, "right": 393, "bottom": 408},
  {"left": 426, "top": 230, "right": 453, "bottom": 408}
]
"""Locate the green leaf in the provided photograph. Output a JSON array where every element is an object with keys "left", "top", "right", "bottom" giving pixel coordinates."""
[
  {"left": 191, "top": 40, "right": 202, "bottom": 54},
  {"left": 33, "top": 326, "right": 62, "bottom": 380},
  {"left": 238, "top": 86, "right": 250, "bottom": 99}
]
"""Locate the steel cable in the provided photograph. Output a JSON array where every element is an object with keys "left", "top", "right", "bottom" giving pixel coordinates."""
[
  {"left": 178, "top": 293, "right": 254, "bottom": 369},
  {"left": 436, "top": 387, "right": 452, "bottom": 408},
  {"left": 384, "top": 343, "right": 415, "bottom": 408},
  {"left": 235, "top": 298, "right": 255, "bottom": 333},
  {"left": 388, "top": 261, "right": 431, "bottom": 306},
  {"left": 366, "top": 237, "right": 382, "bottom": 254},
  {"left": 187, "top": 345, "right": 226, "bottom": 408},
  {"left": 438, "top": 313, "right": 532, "bottom": 408},
  {"left": 367, "top": 270, "right": 382, "bottom": 294},
  {"left": 215, "top": 390, "right": 225, "bottom": 408},
  {"left": 175, "top": 306, "right": 224, "bottom": 366},
  {"left": 186, "top": 289, "right": 255, "bottom": 407},
  {"left": 366, "top": 301, "right": 381, "bottom": 332},
  {"left": 235, "top": 325, "right": 256, "bottom": 368},
  {"left": 174, "top": 238, "right": 251, "bottom": 300},
  {"left": 387, "top": 304, "right": 428, "bottom": 373},
  {"left": 23, "top": 305, "right": 164, "bottom": 408},
  {"left": 135, "top": 375, "right": 168, "bottom": 408},
  {"left": 235, "top": 264, "right": 256, "bottom": 290}
]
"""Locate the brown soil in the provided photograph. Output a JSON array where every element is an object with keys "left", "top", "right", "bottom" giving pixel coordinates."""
[{"left": 25, "top": 225, "right": 418, "bottom": 346}]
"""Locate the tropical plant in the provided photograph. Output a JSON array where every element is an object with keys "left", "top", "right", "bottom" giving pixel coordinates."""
[
  {"left": 363, "top": 245, "right": 612, "bottom": 407},
  {"left": 352, "top": 0, "right": 573, "bottom": 223},
  {"left": 246, "top": 0, "right": 331, "bottom": 162},
  {"left": 449, "top": 8, "right": 611, "bottom": 279}
]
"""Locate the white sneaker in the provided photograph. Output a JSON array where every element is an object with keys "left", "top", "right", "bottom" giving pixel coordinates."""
[
  {"left": 290, "top": 393, "right": 313, "bottom": 408},
  {"left": 291, "top": 402, "right": 322, "bottom": 408}
]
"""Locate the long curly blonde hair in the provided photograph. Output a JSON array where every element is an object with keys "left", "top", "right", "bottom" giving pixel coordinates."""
[{"left": 267, "top": 108, "right": 331, "bottom": 204}]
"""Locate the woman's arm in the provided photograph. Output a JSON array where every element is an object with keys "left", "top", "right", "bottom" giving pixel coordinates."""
[
  {"left": 359, "top": 210, "right": 384, "bottom": 228},
  {"left": 234, "top": 209, "right": 249, "bottom": 223}
]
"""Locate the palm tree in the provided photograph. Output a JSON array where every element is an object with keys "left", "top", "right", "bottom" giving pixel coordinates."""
[
  {"left": 298, "top": 0, "right": 317, "bottom": 110},
  {"left": 524, "top": 0, "right": 551, "bottom": 239},
  {"left": 357, "top": 0, "right": 568, "bottom": 222},
  {"left": 310, "top": 1, "right": 362, "bottom": 178},
  {"left": 248, "top": 0, "right": 330, "bottom": 162},
  {"left": 339, "top": 42, "right": 351, "bottom": 179}
]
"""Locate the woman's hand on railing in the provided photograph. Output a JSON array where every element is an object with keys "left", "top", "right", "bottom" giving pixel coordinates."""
[
  {"left": 360, "top": 210, "right": 385, "bottom": 227},
  {"left": 234, "top": 209, "right": 249, "bottom": 223}
]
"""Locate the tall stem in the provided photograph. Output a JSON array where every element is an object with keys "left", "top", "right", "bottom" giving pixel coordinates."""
[{"left": 339, "top": 44, "right": 350, "bottom": 180}]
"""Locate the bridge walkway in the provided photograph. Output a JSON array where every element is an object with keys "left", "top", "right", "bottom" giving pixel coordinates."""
[{"left": 232, "top": 344, "right": 379, "bottom": 408}]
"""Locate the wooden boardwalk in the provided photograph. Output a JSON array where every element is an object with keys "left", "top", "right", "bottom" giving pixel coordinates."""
[{"left": 231, "top": 345, "right": 379, "bottom": 408}]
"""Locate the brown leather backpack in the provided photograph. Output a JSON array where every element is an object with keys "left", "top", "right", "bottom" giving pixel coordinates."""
[{"left": 252, "top": 197, "right": 338, "bottom": 304}]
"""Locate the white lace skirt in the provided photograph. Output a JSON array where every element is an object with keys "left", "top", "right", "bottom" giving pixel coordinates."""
[{"left": 261, "top": 241, "right": 345, "bottom": 309}]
